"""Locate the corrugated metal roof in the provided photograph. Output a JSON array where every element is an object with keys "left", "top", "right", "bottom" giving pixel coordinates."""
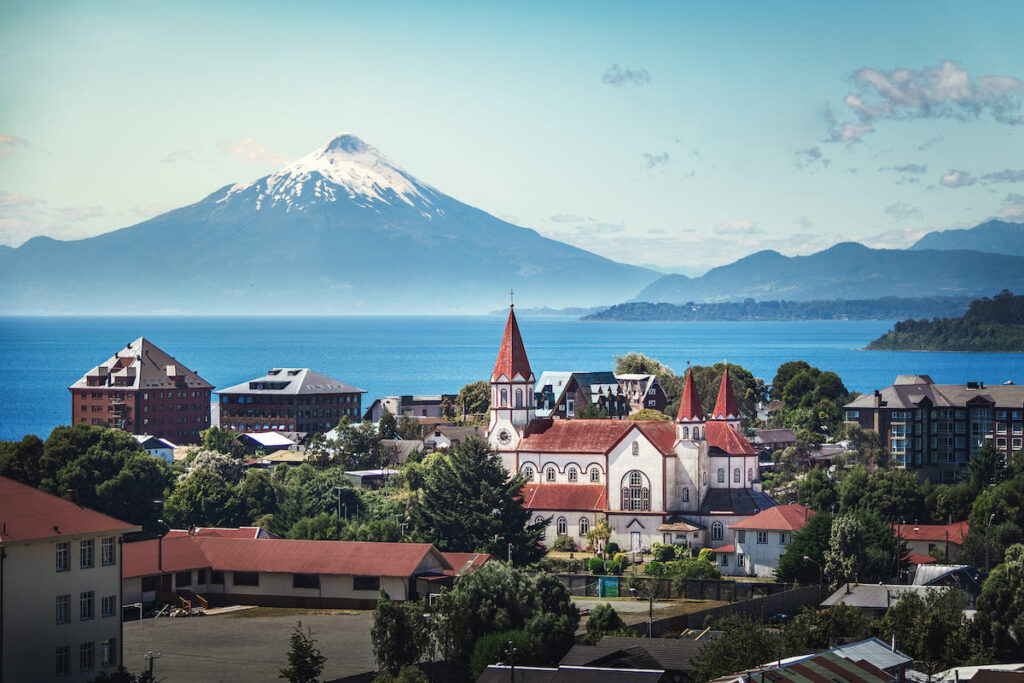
[{"left": 0, "top": 476, "right": 139, "bottom": 543}]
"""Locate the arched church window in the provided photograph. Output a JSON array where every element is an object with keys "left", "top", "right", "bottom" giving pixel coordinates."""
[
  {"left": 712, "top": 522, "right": 723, "bottom": 540},
  {"left": 523, "top": 466, "right": 533, "bottom": 480},
  {"left": 695, "top": 427, "right": 701, "bottom": 439},
  {"left": 717, "top": 468, "right": 725, "bottom": 483},
  {"left": 556, "top": 517, "right": 567, "bottom": 535},
  {"left": 590, "top": 468, "right": 600, "bottom": 482},
  {"left": 747, "top": 467, "right": 753, "bottom": 483},
  {"left": 546, "top": 467, "right": 556, "bottom": 482},
  {"left": 683, "top": 426, "right": 689, "bottom": 438},
  {"left": 500, "top": 389, "right": 508, "bottom": 406},
  {"left": 534, "top": 515, "right": 544, "bottom": 525},
  {"left": 579, "top": 517, "right": 590, "bottom": 536},
  {"left": 682, "top": 487, "right": 689, "bottom": 502},
  {"left": 631, "top": 441, "right": 639, "bottom": 456},
  {"left": 734, "top": 468, "right": 740, "bottom": 483},
  {"left": 622, "top": 471, "right": 649, "bottom": 511},
  {"left": 515, "top": 389, "right": 523, "bottom": 407},
  {"left": 568, "top": 467, "right": 577, "bottom": 482}
]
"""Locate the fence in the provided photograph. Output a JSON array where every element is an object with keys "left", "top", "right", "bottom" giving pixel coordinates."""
[{"left": 532, "top": 572, "right": 797, "bottom": 601}]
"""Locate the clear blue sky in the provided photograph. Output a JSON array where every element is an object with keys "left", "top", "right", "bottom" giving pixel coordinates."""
[{"left": 2, "top": 0, "right": 1023, "bottom": 274}]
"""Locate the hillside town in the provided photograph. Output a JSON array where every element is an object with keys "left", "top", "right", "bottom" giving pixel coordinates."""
[{"left": 2, "top": 305, "right": 1023, "bottom": 683}]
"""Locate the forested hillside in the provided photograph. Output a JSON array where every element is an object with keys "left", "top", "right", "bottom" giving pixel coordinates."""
[{"left": 867, "top": 290, "right": 1024, "bottom": 351}]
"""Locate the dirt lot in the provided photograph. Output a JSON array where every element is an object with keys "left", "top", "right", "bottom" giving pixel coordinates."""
[{"left": 124, "top": 609, "right": 376, "bottom": 682}]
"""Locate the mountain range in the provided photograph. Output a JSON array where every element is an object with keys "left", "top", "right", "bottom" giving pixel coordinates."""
[
  {"left": 0, "top": 134, "right": 657, "bottom": 314},
  {"left": 910, "top": 219, "right": 1024, "bottom": 256}
]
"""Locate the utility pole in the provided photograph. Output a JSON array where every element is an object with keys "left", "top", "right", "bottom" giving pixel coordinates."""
[
  {"left": 335, "top": 486, "right": 343, "bottom": 519},
  {"left": 508, "top": 543, "right": 513, "bottom": 565},
  {"left": 985, "top": 512, "right": 996, "bottom": 572},
  {"left": 144, "top": 650, "right": 162, "bottom": 678},
  {"left": 505, "top": 639, "right": 517, "bottom": 683}
]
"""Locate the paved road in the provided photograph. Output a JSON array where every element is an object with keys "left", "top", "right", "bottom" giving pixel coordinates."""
[{"left": 124, "top": 611, "right": 376, "bottom": 682}]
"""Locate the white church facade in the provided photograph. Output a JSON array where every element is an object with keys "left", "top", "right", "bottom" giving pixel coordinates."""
[{"left": 486, "top": 306, "right": 777, "bottom": 553}]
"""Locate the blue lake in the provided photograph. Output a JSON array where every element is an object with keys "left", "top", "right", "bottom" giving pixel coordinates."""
[{"left": 1, "top": 316, "right": 1022, "bottom": 441}]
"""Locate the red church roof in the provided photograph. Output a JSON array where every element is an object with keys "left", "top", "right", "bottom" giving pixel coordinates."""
[
  {"left": 0, "top": 476, "right": 139, "bottom": 543},
  {"left": 492, "top": 307, "right": 532, "bottom": 382},
  {"left": 677, "top": 367, "right": 705, "bottom": 421},
  {"left": 731, "top": 503, "right": 814, "bottom": 531},
  {"left": 704, "top": 421, "right": 757, "bottom": 455},
  {"left": 712, "top": 366, "right": 740, "bottom": 419},
  {"left": 519, "top": 419, "right": 677, "bottom": 456},
  {"left": 521, "top": 483, "right": 607, "bottom": 511}
]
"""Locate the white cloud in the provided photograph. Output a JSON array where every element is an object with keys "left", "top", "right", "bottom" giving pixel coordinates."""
[
  {"left": 981, "top": 168, "right": 1024, "bottom": 183},
  {"left": 715, "top": 220, "right": 761, "bottom": 235},
  {"left": 1001, "top": 192, "right": 1024, "bottom": 218},
  {"left": 0, "top": 133, "right": 29, "bottom": 159},
  {"left": 0, "top": 191, "right": 108, "bottom": 246},
  {"left": 829, "top": 121, "right": 874, "bottom": 144},
  {"left": 217, "top": 138, "right": 287, "bottom": 163},
  {"left": 54, "top": 205, "right": 104, "bottom": 222},
  {"left": 601, "top": 64, "right": 651, "bottom": 87},
  {"left": 879, "top": 163, "right": 927, "bottom": 174},
  {"left": 550, "top": 213, "right": 591, "bottom": 223},
  {"left": 940, "top": 170, "right": 977, "bottom": 188},
  {"left": 884, "top": 202, "right": 923, "bottom": 221}
]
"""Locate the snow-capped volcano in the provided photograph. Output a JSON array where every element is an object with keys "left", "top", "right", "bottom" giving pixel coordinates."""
[{"left": 220, "top": 133, "right": 440, "bottom": 214}]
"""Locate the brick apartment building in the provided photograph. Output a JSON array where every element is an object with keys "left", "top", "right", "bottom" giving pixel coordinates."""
[
  {"left": 844, "top": 374, "right": 1024, "bottom": 482},
  {"left": 217, "top": 368, "right": 365, "bottom": 434},
  {"left": 69, "top": 337, "right": 213, "bottom": 444}
]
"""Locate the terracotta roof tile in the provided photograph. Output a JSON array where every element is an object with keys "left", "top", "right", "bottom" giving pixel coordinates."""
[
  {"left": 0, "top": 476, "right": 139, "bottom": 543},
  {"left": 492, "top": 307, "right": 532, "bottom": 381},
  {"left": 522, "top": 483, "right": 607, "bottom": 511},
  {"left": 519, "top": 419, "right": 677, "bottom": 456},
  {"left": 731, "top": 504, "right": 814, "bottom": 531},
  {"left": 905, "top": 552, "right": 937, "bottom": 565},
  {"left": 704, "top": 421, "right": 757, "bottom": 455},
  {"left": 893, "top": 521, "right": 968, "bottom": 544},
  {"left": 710, "top": 544, "right": 736, "bottom": 553},
  {"left": 165, "top": 526, "right": 271, "bottom": 540}
]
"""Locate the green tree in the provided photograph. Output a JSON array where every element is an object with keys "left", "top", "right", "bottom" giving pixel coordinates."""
[
  {"left": 457, "top": 380, "right": 491, "bottom": 419},
  {"left": 614, "top": 352, "right": 683, "bottom": 417},
  {"left": 969, "top": 440, "right": 1006, "bottom": 491},
  {"left": 0, "top": 434, "right": 45, "bottom": 486},
  {"left": 201, "top": 426, "right": 243, "bottom": 457},
  {"left": 574, "top": 402, "right": 607, "bottom": 419},
  {"left": 164, "top": 469, "right": 244, "bottom": 528},
  {"left": 858, "top": 469, "right": 927, "bottom": 524},
  {"left": 469, "top": 630, "right": 541, "bottom": 679},
  {"left": 691, "top": 362, "right": 766, "bottom": 424},
  {"left": 776, "top": 512, "right": 832, "bottom": 584},
  {"left": 279, "top": 621, "right": 327, "bottom": 683},
  {"left": 527, "top": 573, "right": 580, "bottom": 663},
  {"left": 396, "top": 416, "right": 424, "bottom": 441},
  {"left": 783, "top": 604, "right": 869, "bottom": 653},
  {"left": 873, "top": 588, "right": 975, "bottom": 675},
  {"left": 410, "top": 438, "right": 546, "bottom": 565},
  {"left": 961, "top": 478, "right": 1024, "bottom": 568},
  {"left": 783, "top": 370, "right": 818, "bottom": 409},
  {"left": 974, "top": 542, "right": 1024, "bottom": 654},
  {"left": 189, "top": 450, "right": 245, "bottom": 484},
  {"left": 378, "top": 410, "right": 398, "bottom": 440},
  {"left": 239, "top": 469, "right": 280, "bottom": 522},
  {"left": 824, "top": 512, "right": 903, "bottom": 589},
  {"left": 797, "top": 468, "right": 837, "bottom": 513},
  {"left": 771, "top": 361, "right": 814, "bottom": 402},
  {"left": 624, "top": 409, "right": 671, "bottom": 421},
  {"left": 371, "top": 592, "right": 430, "bottom": 675},
  {"left": 691, "top": 614, "right": 779, "bottom": 683},
  {"left": 584, "top": 603, "right": 627, "bottom": 644},
  {"left": 925, "top": 482, "right": 975, "bottom": 525}
]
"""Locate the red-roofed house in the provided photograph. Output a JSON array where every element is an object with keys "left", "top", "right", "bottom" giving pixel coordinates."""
[
  {"left": 164, "top": 526, "right": 277, "bottom": 540},
  {"left": 122, "top": 536, "right": 453, "bottom": 609},
  {"left": 1, "top": 476, "right": 141, "bottom": 682},
  {"left": 485, "top": 307, "right": 774, "bottom": 553},
  {"left": 713, "top": 504, "right": 815, "bottom": 577},
  {"left": 893, "top": 521, "right": 969, "bottom": 562}
]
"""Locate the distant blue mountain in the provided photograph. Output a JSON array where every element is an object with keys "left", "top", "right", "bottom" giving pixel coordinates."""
[
  {"left": 910, "top": 219, "right": 1024, "bottom": 256},
  {"left": 633, "top": 240, "right": 1024, "bottom": 304},
  {"left": 0, "top": 134, "right": 657, "bottom": 314}
]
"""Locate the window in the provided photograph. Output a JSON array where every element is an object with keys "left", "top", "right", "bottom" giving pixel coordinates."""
[
  {"left": 756, "top": 531, "right": 768, "bottom": 545},
  {"left": 693, "top": 426, "right": 701, "bottom": 439},
  {"left": 721, "top": 553, "right": 729, "bottom": 566},
  {"left": 233, "top": 571, "right": 259, "bottom": 586},
  {"left": 293, "top": 574, "right": 320, "bottom": 589},
  {"left": 353, "top": 575, "right": 380, "bottom": 591},
  {"left": 57, "top": 594, "right": 70, "bottom": 624},
  {"left": 568, "top": 467, "right": 577, "bottom": 482},
  {"left": 101, "top": 537, "right": 115, "bottom": 565},
  {"left": 733, "top": 468, "right": 740, "bottom": 483},
  {"left": 80, "top": 591, "right": 94, "bottom": 620},
  {"left": 102, "top": 639, "right": 116, "bottom": 668},
  {"left": 682, "top": 487, "right": 689, "bottom": 502},
  {"left": 779, "top": 532, "right": 788, "bottom": 545},
  {"left": 712, "top": 522, "right": 723, "bottom": 540},
  {"left": 648, "top": 400, "right": 656, "bottom": 406},
  {"left": 534, "top": 516, "right": 544, "bottom": 525},
  {"left": 737, "top": 530, "right": 746, "bottom": 543},
  {"left": 546, "top": 467, "right": 556, "bottom": 482},
  {"left": 747, "top": 468, "right": 753, "bottom": 483},
  {"left": 683, "top": 426, "right": 689, "bottom": 438},
  {"left": 102, "top": 595, "right": 116, "bottom": 618},
  {"left": 56, "top": 646, "right": 70, "bottom": 676},
  {"left": 590, "top": 468, "right": 600, "bottom": 482},
  {"left": 175, "top": 571, "right": 191, "bottom": 587},
  {"left": 621, "top": 471, "right": 650, "bottom": 511},
  {"left": 515, "top": 389, "right": 523, "bottom": 407},
  {"left": 556, "top": 517, "right": 567, "bottom": 535},
  {"left": 632, "top": 441, "right": 639, "bottom": 456},
  {"left": 141, "top": 576, "right": 158, "bottom": 592},
  {"left": 738, "top": 554, "right": 745, "bottom": 567},
  {"left": 80, "top": 642, "right": 94, "bottom": 672},
  {"left": 197, "top": 569, "right": 207, "bottom": 584},
  {"left": 500, "top": 389, "right": 507, "bottom": 406},
  {"left": 717, "top": 468, "right": 725, "bottom": 483},
  {"left": 80, "top": 540, "right": 94, "bottom": 569},
  {"left": 56, "top": 542, "right": 69, "bottom": 572},
  {"left": 523, "top": 466, "right": 534, "bottom": 480},
  {"left": 580, "top": 518, "right": 590, "bottom": 536}
]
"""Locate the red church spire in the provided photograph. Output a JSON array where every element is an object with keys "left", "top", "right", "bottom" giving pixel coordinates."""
[
  {"left": 676, "top": 366, "right": 704, "bottom": 422},
  {"left": 491, "top": 306, "right": 532, "bottom": 382},
  {"left": 712, "top": 364, "right": 740, "bottom": 419}
]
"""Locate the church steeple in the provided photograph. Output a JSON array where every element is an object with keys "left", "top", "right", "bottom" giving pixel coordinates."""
[
  {"left": 488, "top": 305, "right": 535, "bottom": 452},
  {"left": 711, "top": 363, "right": 742, "bottom": 432},
  {"left": 491, "top": 305, "right": 532, "bottom": 382},
  {"left": 676, "top": 365, "right": 705, "bottom": 442}
]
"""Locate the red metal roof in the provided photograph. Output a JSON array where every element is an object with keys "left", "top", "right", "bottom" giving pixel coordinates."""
[
  {"left": 905, "top": 552, "right": 937, "bottom": 565},
  {"left": 704, "top": 421, "right": 757, "bottom": 455},
  {"left": 519, "top": 419, "right": 677, "bottom": 456},
  {"left": 165, "top": 526, "right": 271, "bottom": 539},
  {"left": 0, "top": 476, "right": 139, "bottom": 543},
  {"left": 522, "top": 483, "right": 607, "bottom": 511},
  {"left": 893, "top": 521, "right": 968, "bottom": 544},
  {"left": 122, "top": 536, "right": 451, "bottom": 578},
  {"left": 492, "top": 307, "right": 532, "bottom": 381},
  {"left": 710, "top": 544, "right": 736, "bottom": 553},
  {"left": 441, "top": 552, "right": 492, "bottom": 576},
  {"left": 731, "top": 503, "right": 814, "bottom": 531},
  {"left": 677, "top": 368, "right": 705, "bottom": 421},
  {"left": 712, "top": 366, "right": 740, "bottom": 419}
]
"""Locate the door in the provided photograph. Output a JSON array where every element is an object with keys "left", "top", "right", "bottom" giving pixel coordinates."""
[{"left": 631, "top": 532, "right": 642, "bottom": 556}]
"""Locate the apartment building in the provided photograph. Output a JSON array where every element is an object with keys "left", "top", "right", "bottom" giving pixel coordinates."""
[
  {"left": 0, "top": 476, "right": 140, "bottom": 683},
  {"left": 217, "top": 368, "right": 365, "bottom": 434},
  {"left": 844, "top": 375, "right": 1024, "bottom": 483},
  {"left": 69, "top": 337, "right": 213, "bottom": 444}
]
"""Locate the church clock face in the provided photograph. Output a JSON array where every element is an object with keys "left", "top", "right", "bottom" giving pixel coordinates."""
[{"left": 497, "top": 428, "right": 512, "bottom": 445}]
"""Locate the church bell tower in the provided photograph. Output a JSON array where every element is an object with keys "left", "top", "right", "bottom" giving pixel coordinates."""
[{"left": 487, "top": 303, "right": 535, "bottom": 456}]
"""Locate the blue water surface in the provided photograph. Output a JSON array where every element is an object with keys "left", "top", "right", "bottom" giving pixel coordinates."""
[{"left": 1, "top": 316, "right": 1021, "bottom": 441}]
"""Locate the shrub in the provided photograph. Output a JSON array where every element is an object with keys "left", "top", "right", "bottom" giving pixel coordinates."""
[
  {"left": 551, "top": 536, "right": 577, "bottom": 552},
  {"left": 605, "top": 560, "right": 621, "bottom": 575},
  {"left": 665, "top": 560, "right": 683, "bottom": 575},
  {"left": 614, "top": 552, "right": 630, "bottom": 567},
  {"left": 469, "top": 630, "right": 540, "bottom": 679},
  {"left": 584, "top": 604, "right": 626, "bottom": 644},
  {"left": 606, "top": 541, "right": 620, "bottom": 557},
  {"left": 653, "top": 544, "right": 676, "bottom": 562},
  {"left": 587, "top": 557, "right": 606, "bottom": 574},
  {"left": 643, "top": 561, "right": 666, "bottom": 577}
]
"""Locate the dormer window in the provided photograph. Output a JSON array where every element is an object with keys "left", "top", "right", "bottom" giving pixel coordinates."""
[{"left": 631, "top": 441, "right": 639, "bottom": 456}]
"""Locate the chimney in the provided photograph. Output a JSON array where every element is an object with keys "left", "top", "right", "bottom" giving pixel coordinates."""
[
  {"left": 873, "top": 390, "right": 882, "bottom": 408},
  {"left": 65, "top": 488, "right": 75, "bottom": 502}
]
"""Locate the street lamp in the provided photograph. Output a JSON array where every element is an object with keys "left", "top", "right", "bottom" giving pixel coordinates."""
[
  {"left": 335, "top": 486, "right": 344, "bottom": 520},
  {"left": 985, "top": 512, "right": 996, "bottom": 572},
  {"left": 803, "top": 555, "right": 823, "bottom": 588}
]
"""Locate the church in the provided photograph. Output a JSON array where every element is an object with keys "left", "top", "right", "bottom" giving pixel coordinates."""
[{"left": 486, "top": 306, "right": 776, "bottom": 554}]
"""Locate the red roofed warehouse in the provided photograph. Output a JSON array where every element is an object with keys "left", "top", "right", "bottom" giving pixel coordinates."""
[
  {"left": 121, "top": 534, "right": 486, "bottom": 610},
  {"left": 1, "top": 476, "right": 140, "bottom": 682}
]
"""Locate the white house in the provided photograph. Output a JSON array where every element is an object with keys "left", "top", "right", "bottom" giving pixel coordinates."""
[
  {"left": 711, "top": 503, "right": 815, "bottom": 577},
  {"left": 133, "top": 434, "right": 177, "bottom": 464},
  {"left": 1, "top": 476, "right": 140, "bottom": 683},
  {"left": 486, "top": 306, "right": 775, "bottom": 553}
]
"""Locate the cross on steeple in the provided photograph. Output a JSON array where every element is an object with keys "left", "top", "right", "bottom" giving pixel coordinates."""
[{"left": 510, "top": 288, "right": 514, "bottom": 308}]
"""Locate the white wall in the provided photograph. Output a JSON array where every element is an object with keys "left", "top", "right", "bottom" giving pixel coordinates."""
[
  {"left": 724, "top": 528, "right": 795, "bottom": 577},
  {"left": 517, "top": 453, "right": 605, "bottom": 485},
  {"left": 607, "top": 428, "right": 666, "bottom": 513}
]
